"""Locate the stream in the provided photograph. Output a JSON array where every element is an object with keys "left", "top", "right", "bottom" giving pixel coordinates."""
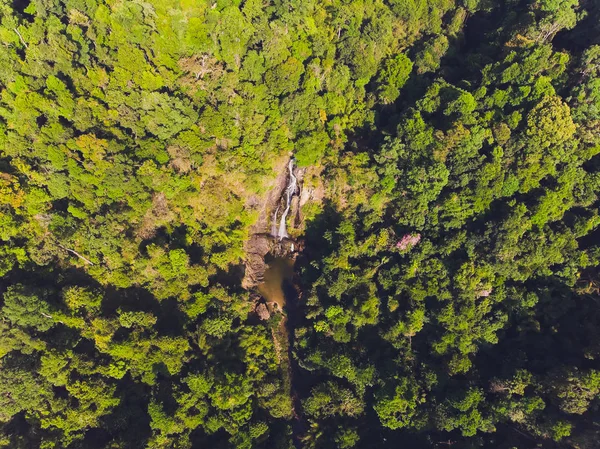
[
  {"left": 257, "top": 255, "right": 305, "bottom": 448},
  {"left": 258, "top": 158, "right": 306, "bottom": 447}
]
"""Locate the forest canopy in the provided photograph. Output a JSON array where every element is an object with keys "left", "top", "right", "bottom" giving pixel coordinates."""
[{"left": 1, "top": 0, "right": 600, "bottom": 449}]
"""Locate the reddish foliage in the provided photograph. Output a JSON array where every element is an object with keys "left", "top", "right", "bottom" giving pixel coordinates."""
[{"left": 396, "top": 233, "right": 421, "bottom": 251}]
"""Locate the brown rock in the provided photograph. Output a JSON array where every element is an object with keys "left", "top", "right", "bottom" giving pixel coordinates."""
[{"left": 256, "top": 303, "right": 270, "bottom": 320}]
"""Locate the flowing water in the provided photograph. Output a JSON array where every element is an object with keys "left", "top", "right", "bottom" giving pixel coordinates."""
[
  {"left": 259, "top": 157, "right": 305, "bottom": 446},
  {"left": 278, "top": 159, "right": 297, "bottom": 240},
  {"left": 272, "top": 158, "right": 297, "bottom": 240}
]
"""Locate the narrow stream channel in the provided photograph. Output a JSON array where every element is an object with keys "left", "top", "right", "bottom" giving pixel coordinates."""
[{"left": 257, "top": 255, "right": 305, "bottom": 448}]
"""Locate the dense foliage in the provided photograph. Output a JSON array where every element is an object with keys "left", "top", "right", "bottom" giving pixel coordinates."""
[{"left": 0, "top": 0, "right": 599, "bottom": 448}]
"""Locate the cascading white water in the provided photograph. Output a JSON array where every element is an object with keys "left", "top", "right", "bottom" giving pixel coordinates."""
[
  {"left": 273, "top": 159, "right": 297, "bottom": 240},
  {"left": 271, "top": 205, "right": 280, "bottom": 238}
]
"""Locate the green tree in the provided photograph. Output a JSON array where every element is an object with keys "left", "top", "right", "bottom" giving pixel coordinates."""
[
  {"left": 376, "top": 54, "right": 413, "bottom": 104},
  {"left": 2, "top": 285, "right": 55, "bottom": 332}
]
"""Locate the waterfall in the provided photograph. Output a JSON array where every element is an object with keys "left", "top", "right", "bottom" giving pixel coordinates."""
[
  {"left": 273, "top": 159, "right": 297, "bottom": 240},
  {"left": 271, "top": 206, "right": 280, "bottom": 238}
]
